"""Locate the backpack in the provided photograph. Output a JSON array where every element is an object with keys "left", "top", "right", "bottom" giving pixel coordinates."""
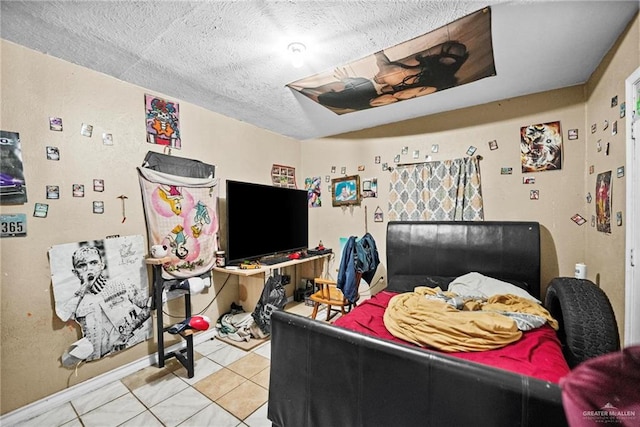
[{"left": 252, "top": 274, "right": 287, "bottom": 335}]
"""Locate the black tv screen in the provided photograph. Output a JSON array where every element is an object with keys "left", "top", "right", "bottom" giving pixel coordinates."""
[{"left": 226, "top": 180, "right": 309, "bottom": 264}]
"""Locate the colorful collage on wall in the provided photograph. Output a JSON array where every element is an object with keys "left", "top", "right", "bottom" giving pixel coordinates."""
[{"left": 271, "top": 164, "right": 297, "bottom": 188}]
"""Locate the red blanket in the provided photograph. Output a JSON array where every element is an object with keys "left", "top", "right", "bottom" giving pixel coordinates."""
[{"left": 334, "top": 291, "right": 570, "bottom": 383}]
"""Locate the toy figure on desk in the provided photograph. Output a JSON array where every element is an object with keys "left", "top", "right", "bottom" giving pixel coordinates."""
[{"left": 150, "top": 244, "right": 169, "bottom": 258}]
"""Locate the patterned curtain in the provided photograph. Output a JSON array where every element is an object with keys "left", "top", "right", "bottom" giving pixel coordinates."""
[{"left": 388, "top": 156, "right": 483, "bottom": 221}]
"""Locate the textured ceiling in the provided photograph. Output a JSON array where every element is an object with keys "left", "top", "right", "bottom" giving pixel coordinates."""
[{"left": 1, "top": 1, "right": 638, "bottom": 141}]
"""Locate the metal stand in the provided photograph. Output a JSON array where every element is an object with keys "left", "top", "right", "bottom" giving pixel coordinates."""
[{"left": 147, "top": 257, "right": 195, "bottom": 378}]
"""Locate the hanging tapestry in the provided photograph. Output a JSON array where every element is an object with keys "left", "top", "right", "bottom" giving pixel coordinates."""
[
  {"left": 388, "top": 156, "right": 483, "bottom": 221},
  {"left": 138, "top": 166, "right": 219, "bottom": 279},
  {"left": 49, "top": 235, "right": 152, "bottom": 365},
  {"left": 145, "top": 94, "right": 181, "bottom": 149},
  {"left": 287, "top": 7, "right": 495, "bottom": 114}
]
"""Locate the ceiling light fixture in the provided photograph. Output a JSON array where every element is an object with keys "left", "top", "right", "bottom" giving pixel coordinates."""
[{"left": 287, "top": 42, "right": 306, "bottom": 68}]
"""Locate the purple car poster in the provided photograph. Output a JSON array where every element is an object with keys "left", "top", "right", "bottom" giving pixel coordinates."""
[{"left": 0, "top": 130, "right": 27, "bottom": 205}]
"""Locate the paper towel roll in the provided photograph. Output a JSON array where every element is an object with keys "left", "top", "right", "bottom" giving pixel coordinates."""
[{"left": 575, "top": 263, "right": 587, "bottom": 279}]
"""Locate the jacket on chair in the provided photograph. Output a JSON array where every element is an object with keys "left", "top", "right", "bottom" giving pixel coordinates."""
[{"left": 337, "top": 233, "right": 380, "bottom": 303}]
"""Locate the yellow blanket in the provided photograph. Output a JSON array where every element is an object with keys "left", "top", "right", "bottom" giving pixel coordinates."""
[{"left": 383, "top": 287, "right": 558, "bottom": 352}]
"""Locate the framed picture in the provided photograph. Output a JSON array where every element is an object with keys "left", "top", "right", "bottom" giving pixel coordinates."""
[{"left": 331, "top": 175, "right": 360, "bottom": 207}]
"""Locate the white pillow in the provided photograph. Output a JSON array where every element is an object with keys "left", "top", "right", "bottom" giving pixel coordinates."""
[{"left": 448, "top": 272, "right": 540, "bottom": 303}]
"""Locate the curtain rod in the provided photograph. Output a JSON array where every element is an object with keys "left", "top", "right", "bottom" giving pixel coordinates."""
[{"left": 386, "top": 155, "right": 483, "bottom": 172}]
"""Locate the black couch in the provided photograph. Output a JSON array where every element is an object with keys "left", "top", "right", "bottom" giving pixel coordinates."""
[{"left": 268, "top": 221, "right": 619, "bottom": 427}]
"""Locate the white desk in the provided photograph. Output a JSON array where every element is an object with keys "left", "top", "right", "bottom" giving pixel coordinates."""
[{"left": 212, "top": 254, "right": 331, "bottom": 312}]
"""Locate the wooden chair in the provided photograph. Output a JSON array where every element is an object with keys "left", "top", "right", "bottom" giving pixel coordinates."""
[{"left": 310, "top": 272, "right": 361, "bottom": 321}]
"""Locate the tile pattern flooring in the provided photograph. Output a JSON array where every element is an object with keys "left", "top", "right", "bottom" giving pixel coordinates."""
[{"left": 9, "top": 301, "right": 325, "bottom": 427}]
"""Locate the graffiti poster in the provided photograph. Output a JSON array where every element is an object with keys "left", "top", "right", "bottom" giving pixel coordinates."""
[
  {"left": 49, "top": 235, "right": 152, "bottom": 365},
  {"left": 145, "top": 94, "right": 181, "bottom": 149},
  {"left": 520, "top": 121, "right": 563, "bottom": 172}
]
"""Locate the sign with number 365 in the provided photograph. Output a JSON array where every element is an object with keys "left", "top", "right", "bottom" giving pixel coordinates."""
[{"left": 1, "top": 213, "right": 27, "bottom": 238}]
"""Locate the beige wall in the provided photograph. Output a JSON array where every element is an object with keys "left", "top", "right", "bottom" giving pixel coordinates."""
[
  {"left": 584, "top": 15, "right": 639, "bottom": 340},
  {"left": 302, "top": 12, "right": 638, "bottom": 343},
  {"left": 303, "top": 85, "right": 587, "bottom": 295},
  {"left": 0, "top": 40, "right": 301, "bottom": 414},
  {"left": 0, "top": 12, "right": 638, "bottom": 415}
]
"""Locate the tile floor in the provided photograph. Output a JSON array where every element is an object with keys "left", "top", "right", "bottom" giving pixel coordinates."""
[{"left": 8, "top": 301, "right": 325, "bottom": 427}]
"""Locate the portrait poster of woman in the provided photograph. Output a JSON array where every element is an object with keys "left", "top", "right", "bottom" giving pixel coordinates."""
[
  {"left": 287, "top": 7, "right": 495, "bottom": 114},
  {"left": 595, "top": 171, "right": 612, "bottom": 234}
]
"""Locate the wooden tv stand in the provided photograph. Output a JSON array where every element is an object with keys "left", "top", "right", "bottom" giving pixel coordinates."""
[{"left": 212, "top": 254, "right": 331, "bottom": 312}]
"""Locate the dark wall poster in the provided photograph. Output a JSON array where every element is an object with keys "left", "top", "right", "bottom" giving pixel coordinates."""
[
  {"left": 0, "top": 130, "right": 28, "bottom": 205},
  {"left": 287, "top": 8, "right": 495, "bottom": 115}
]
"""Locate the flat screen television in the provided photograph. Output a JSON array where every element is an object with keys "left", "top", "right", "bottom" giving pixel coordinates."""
[{"left": 226, "top": 180, "right": 309, "bottom": 265}]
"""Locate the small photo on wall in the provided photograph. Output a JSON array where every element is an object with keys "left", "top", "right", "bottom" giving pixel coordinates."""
[
  {"left": 46, "top": 185, "right": 60, "bottom": 199},
  {"left": 49, "top": 117, "right": 63, "bottom": 131},
  {"left": 73, "top": 184, "right": 85, "bottom": 198},
  {"left": 80, "top": 123, "right": 93, "bottom": 137},
  {"left": 571, "top": 214, "right": 586, "bottom": 225},
  {"left": 46, "top": 146, "right": 60, "bottom": 160},
  {"left": 93, "top": 179, "right": 104, "bottom": 192},
  {"left": 34, "top": 203, "right": 49, "bottom": 218},
  {"left": 102, "top": 133, "right": 114, "bottom": 145},
  {"left": 520, "top": 121, "right": 562, "bottom": 172},
  {"left": 93, "top": 201, "right": 104, "bottom": 214}
]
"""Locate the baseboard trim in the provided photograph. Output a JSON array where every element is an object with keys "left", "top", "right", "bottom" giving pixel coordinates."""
[{"left": 0, "top": 329, "right": 217, "bottom": 426}]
